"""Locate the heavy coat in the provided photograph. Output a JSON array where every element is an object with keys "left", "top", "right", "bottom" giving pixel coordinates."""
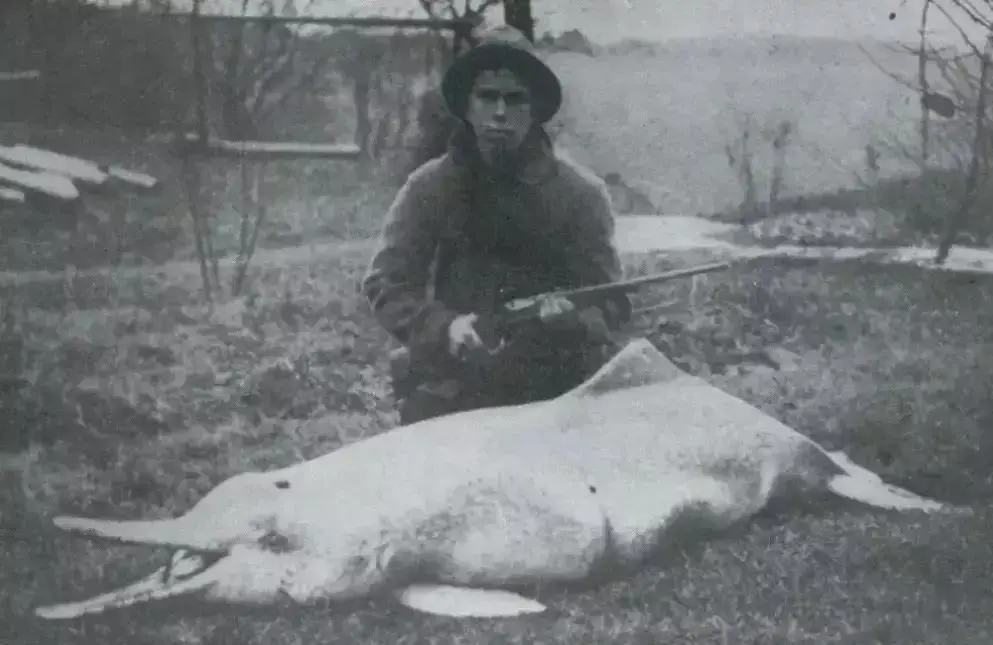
[{"left": 362, "top": 126, "right": 631, "bottom": 420}]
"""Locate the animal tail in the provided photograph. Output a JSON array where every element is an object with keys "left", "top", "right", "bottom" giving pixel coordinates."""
[{"left": 824, "top": 451, "right": 964, "bottom": 514}]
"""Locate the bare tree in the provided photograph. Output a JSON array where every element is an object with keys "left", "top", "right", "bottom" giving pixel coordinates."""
[
  {"left": 331, "top": 31, "right": 390, "bottom": 164},
  {"left": 768, "top": 120, "right": 794, "bottom": 210},
  {"left": 401, "top": 0, "right": 496, "bottom": 173},
  {"left": 503, "top": 0, "right": 534, "bottom": 42},
  {"left": 919, "top": 0, "right": 935, "bottom": 163},
  {"left": 417, "top": 0, "right": 495, "bottom": 53},
  {"left": 210, "top": 0, "right": 334, "bottom": 140},
  {"left": 724, "top": 119, "right": 759, "bottom": 220},
  {"left": 937, "top": 31, "right": 993, "bottom": 263},
  {"left": 927, "top": 0, "right": 993, "bottom": 262},
  {"left": 862, "top": 0, "right": 993, "bottom": 261},
  {"left": 857, "top": 0, "right": 960, "bottom": 165},
  {"left": 185, "top": 0, "right": 337, "bottom": 299}
]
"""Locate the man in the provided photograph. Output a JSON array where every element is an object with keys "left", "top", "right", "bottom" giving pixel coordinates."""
[{"left": 361, "top": 24, "right": 631, "bottom": 425}]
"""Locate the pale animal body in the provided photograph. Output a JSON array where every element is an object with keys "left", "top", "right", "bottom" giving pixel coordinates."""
[{"left": 35, "top": 339, "right": 953, "bottom": 621}]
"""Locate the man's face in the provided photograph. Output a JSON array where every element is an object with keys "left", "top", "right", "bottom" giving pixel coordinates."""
[{"left": 464, "top": 68, "right": 534, "bottom": 166}]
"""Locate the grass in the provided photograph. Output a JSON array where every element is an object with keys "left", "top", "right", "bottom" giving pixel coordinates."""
[{"left": 2, "top": 238, "right": 993, "bottom": 644}]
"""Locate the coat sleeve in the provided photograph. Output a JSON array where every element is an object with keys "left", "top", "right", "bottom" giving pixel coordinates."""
[
  {"left": 361, "top": 168, "right": 458, "bottom": 353},
  {"left": 562, "top": 181, "right": 632, "bottom": 329}
]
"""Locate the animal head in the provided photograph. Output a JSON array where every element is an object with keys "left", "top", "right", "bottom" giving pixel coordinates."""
[
  {"left": 35, "top": 468, "right": 394, "bottom": 619},
  {"left": 52, "top": 472, "right": 288, "bottom": 552}
]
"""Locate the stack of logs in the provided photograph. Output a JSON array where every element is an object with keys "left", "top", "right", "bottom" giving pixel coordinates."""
[{"left": 0, "top": 143, "right": 160, "bottom": 303}]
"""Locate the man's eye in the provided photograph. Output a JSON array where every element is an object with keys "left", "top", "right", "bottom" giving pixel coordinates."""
[{"left": 475, "top": 90, "right": 530, "bottom": 105}]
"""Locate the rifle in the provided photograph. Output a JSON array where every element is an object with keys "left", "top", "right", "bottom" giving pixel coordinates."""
[
  {"left": 395, "top": 260, "right": 735, "bottom": 402},
  {"left": 475, "top": 260, "right": 736, "bottom": 347}
]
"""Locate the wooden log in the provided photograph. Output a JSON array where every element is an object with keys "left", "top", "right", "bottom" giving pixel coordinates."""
[
  {"left": 0, "top": 70, "right": 41, "bottom": 82},
  {"left": 105, "top": 166, "right": 159, "bottom": 191},
  {"left": 0, "top": 145, "right": 159, "bottom": 192},
  {"left": 0, "top": 187, "right": 26, "bottom": 203},
  {"left": 0, "top": 162, "right": 79, "bottom": 201},
  {"left": 0, "top": 146, "right": 108, "bottom": 187},
  {"left": 172, "top": 135, "right": 362, "bottom": 160}
]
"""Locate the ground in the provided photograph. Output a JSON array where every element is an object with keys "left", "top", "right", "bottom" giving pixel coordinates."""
[{"left": 2, "top": 232, "right": 993, "bottom": 644}]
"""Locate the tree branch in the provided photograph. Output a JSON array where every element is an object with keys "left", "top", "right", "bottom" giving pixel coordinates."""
[
  {"left": 934, "top": 0, "right": 988, "bottom": 55},
  {"left": 858, "top": 42, "right": 921, "bottom": 91},
  {"left": 942, "top": 0, "right": 993, "bottom": 32}
]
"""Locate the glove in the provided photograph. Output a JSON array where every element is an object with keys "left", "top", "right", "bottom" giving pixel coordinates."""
[{"left": 447, "top": 313, "right": 505, "bottom": 362}]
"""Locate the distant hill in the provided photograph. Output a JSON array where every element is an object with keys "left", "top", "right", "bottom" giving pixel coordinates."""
[{"left": 542, "top": 36, "right": 938, "bottom": 216}]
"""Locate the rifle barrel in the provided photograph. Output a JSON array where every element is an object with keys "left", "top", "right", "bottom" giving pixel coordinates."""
[{"left": 554, "top": 261, "right": 734, "bottom": 299}]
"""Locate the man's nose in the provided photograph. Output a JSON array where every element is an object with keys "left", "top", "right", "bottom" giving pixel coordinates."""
[{"left": 493, "top": 98, "right": 508, "bottom": 118}]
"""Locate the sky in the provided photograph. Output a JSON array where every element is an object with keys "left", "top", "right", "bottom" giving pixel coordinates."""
[{"left": 122, "top": 0, "right": 992, "bottom": 46}]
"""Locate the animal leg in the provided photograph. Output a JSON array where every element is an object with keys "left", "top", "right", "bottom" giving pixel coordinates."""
[{"left": 394, "top": 585, "right": 547, "bottom": 618}]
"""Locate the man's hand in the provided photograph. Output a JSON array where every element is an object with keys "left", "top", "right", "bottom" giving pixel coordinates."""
[
  {"left": 447, "top": 313, "right": 505, "bottom": 361},
  {"left": 537, "top": 295, "right": 576, "bottom": 322}
]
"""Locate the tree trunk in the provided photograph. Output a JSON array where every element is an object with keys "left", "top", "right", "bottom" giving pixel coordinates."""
[
  {"left": 504, "top": 0, "right": 535, "bottom": 42},
  {"left": 407, "top": 87, "right": 458, "bottom": 175},
  {"left": 353, "top": 74, "right": 373, "bottom": 160},
  {"left": 936, "top": 35, "right": 992, "bottom": 265},
  {"left": 917, "top": 0, "right": 932, "bottom": 165}
]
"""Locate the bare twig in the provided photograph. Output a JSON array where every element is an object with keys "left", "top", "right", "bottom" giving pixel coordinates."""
[
  {"left": 181, "top": 157, "right": 216, "bottom": 301},
  {"left": 933, "top": 1, "right": 988, "bottom": 56},
  {"left": 183, "top": 0, "right": 344, "bottom": 299},
  {"left": 857, "top": 42, "right": 921, "bottom": 90},
  {"left": 232, "top": 159, "right": 267, "bottom": 296},
  {"left": 942, "top": 0, "right": 993, "bottom": 33},
  {"left": 919, "top": 0, "right": 934, "bottom": 162},
  {"left": 416, "top": 0, "right": 493, "bottom": 52}
]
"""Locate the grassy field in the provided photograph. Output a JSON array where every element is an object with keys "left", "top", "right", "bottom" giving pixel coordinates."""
[{"left": 2, "top": 238, "right": 993, "bottom": 644}]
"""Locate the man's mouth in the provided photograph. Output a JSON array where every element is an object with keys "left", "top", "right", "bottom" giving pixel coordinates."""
[{"left": 482, "top": 129, "right": 514, "bottom": 140}]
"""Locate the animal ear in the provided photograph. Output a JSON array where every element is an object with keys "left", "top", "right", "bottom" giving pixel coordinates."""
[{"left": 394, "top": 584, "right": 547, "bottom": 618}]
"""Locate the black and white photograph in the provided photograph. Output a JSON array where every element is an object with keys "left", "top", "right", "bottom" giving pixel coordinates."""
[{"left": 2, "top": 0, "right": 993, "bottom": 643}]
